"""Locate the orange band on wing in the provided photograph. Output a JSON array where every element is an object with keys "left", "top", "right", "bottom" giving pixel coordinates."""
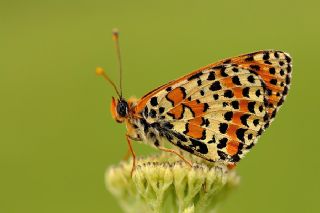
[
  {"left": 226, "top": 124, "right": 239, "bottom": 141},
  {"left": 221, "top": 76, "right": 236, "bottom": 88},
  {"left": 166, "top": 87, "right": 185, "bottom": 106},
  {"left": 226, "top": 140, "right": 240, "bottom": 156},
  {"left": 232, "top": 112, "right": 244, "bottom": 126},
  {"left": 183, "top": 100, "right": 208, "bottom": 117},
  {"left": 239, "top": 100, "right": 250, "bottom": 112},
  {"left": 167, "top": 105, "right": 184, "bottom": 119},
  {"left": 186, "top": 123, "right": 205, "bottom": 139},
  {"left": 189, "top": 117, "right": 203, "bottom": 126},
  {"left": 233, "top": 87, "right": 244, "bottom": 99}
]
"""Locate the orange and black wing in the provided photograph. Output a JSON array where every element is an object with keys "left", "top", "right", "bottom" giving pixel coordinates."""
[{"left": 134, "top": 50, "right": 292, "bottom": 163}]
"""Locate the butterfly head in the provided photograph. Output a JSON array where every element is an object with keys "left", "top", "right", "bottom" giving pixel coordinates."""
[{"left": 111, "top": 97, "right": 128, "bottom": 123}]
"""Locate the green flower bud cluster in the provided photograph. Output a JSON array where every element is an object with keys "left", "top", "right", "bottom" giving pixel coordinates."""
[{"left": 106, "top": 153, "right": 239, "bottom": 213}]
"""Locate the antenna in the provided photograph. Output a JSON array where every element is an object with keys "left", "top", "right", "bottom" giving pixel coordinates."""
[
  {"left": 96, "top": 28, "right": 124, "bottom": 98},
  {"left": 112, "top": 28, "right": 123, "bottom": 98},
  {"left": 96, "top": 67, "right": 121, "bottom": 98}
]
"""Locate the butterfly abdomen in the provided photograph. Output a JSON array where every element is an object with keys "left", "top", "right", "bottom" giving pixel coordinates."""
[{"left": 128, "top": 117, "right": 163, "bottom": 147}]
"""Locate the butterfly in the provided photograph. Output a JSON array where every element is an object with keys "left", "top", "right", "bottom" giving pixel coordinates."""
[{"left": 97, "top": 30, "right": 292, "bottom": 175}]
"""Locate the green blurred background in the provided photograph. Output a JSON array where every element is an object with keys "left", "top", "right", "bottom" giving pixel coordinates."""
[{"left": 1, "top": 0, "right": 319, "bottom": 212}]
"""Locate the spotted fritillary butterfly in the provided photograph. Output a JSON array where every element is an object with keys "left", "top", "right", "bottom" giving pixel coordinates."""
[{"left": 97, "top": 30, "right": 292, "bottom": 174}]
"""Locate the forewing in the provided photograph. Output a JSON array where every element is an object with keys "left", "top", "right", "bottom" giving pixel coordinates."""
[{"left": 134, "top": 50, "right": 292, "bottom": 162}]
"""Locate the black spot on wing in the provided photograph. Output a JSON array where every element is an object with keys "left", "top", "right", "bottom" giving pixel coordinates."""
[
  {"left": 264, "top": 60, "right": 272, "bottom": 65},
  {"left": 220, "top": 67, "right": 228, "bottom": 77},
  {"left": 150, "top": 97, "right": 158, "bottom": 106},
  {"left": 224, "top": 90, "right": 234, "bottom": 98},
  {"left": 232, "top": 67, "right": 239, "bottom": 72},
  {"left": 149, "top": 109, "right": 157, "bottom": 118},
  {"left": 219, "top": 123, "right": 228, "bottom": 134},
  {"left": 217, "top": 138, "right": 228, "bottom": 149},
  {"left": 283, "top": 86, "right": 288, "bottom": 95},
  {"left": 285, "top": 75, "right": 291, "bottom": 84},
  {"left": 223, "top": 59, "right": 231, "bottom": 64},
  {"left": 255, "top": 89, "right": 261, "bottom": 97},
  {"left": 266, "top": 89, "right": 272, "bottom": 96},
  {"left": 203, "top": 103, "right": 209, "bottom": 112},
  {"left": 278, "top": 97, "right": 284, "bottom": 106},
  {"left": 236, "top": 128, "right": 247, "bottom": 142},
  {"left": 224, "top": 111, "right": 233, "bottom": 121},
  {"left": 285, "top": 54, "right": 292, "bottom": 63},
  {"left": 159, "top": 107, "right": 165, "bottom": 114},
  {"left": 250, "top": 65, "right": 260, "bottom": 71},
  {"left": 231, "top": 100, "right": 239, "bottom": 109},
  {"left": 172, "top": 131, "right": 188, "bottom": 142},
  {"left": 240, "top": 114, "right": 250, "bottom": 127},
  {"left": 230, "top": 154, "right": 240, "bottom": 162},
  {"left": 270, "top": 79, "right": 277, "bottom": 85},
  {"left": 208, "top": 136, "right": 215, "bottom": 144},
  {"left": 247, "top": 75, "right": 255, "bottom": 83},
  {"left": 143, "top": 106, "right": 149, "bottom": 118},
  {"left": 213, "top": 94, "right": 219, "bottom": 100},
  {"left": 263, "top": 52, "right": 270, "bottom": 60},
  {"left": 269, "top": 67, "right": 276, "bottom": 74},
  {"left": 245, "top": 54, "right": 254, "bottom": 62},
  {"left": 248, "top": 102, "right": 255, "bottom": 113},
  {"left": 213, "top": 65, "right": 225, "bottom": 70},
  {"left": 207, "top": 71, "right": 215, "bottom": 80},
  {"left": 242, "top": 87, "right": 250, "bottom": 98},
  {"left": 183, "top": 123, "right": 189, "bottom": 134},
  {"left": 217, "top": 150, "right": 227, "bottom": 160},
  {"left": 188, "top": 72, "right": 203, "bottom": 81},
  {"left": 189, "top": 138, "right": 208, "bottom": 154},
  {"left": 210, "top": 81, "right": 222, "bottom": 91},
  {"left": 200, "top": 130, "right": 207, "bottom": 140},
  {"left": 246, "top": 143, "right": 254, "bottom": 150},
  {"left": 232, "top": 76, "right": 241, "bottom": 85},
  {"left": 180, "top": 87, "right": 187, "bottom": 99}
]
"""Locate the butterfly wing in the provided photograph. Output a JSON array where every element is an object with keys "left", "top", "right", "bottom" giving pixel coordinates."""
[{"left": 133, "top": 50, "right": 292, "bottom": 163}]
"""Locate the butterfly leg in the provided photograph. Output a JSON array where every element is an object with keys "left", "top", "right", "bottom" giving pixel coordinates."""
[
  {"left": 158, "top": 146, "right": 192, "bottom": 167},
  {"left": 122, "top": 147, "right": 131, "bottom": 160},
  {"left": 125, "top": 134, "right": 136, "bottom": 176}
]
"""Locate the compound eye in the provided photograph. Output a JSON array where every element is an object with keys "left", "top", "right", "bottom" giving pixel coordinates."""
[{"left": 117, "top": 101, "right": 128, "bottom": 117}]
